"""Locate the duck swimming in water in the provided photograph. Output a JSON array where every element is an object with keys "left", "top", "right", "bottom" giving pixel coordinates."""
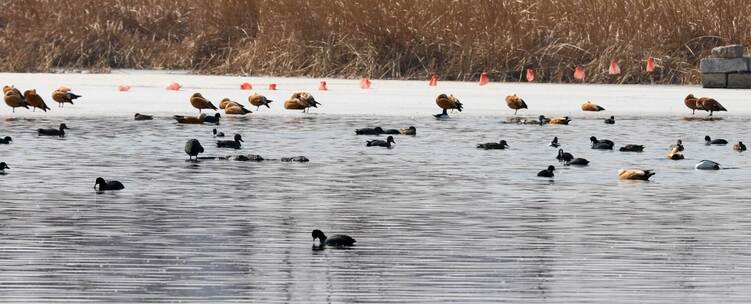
[
  {"left": 734, "top": 141, "right": 746, "bottom": 152},
  {"left": 366, "top": 136, "right": 395, "bottom": 148},
  {"left": 590, "top": 136, "right": 614, "bottom": 150},
  {"left": 548, "top": 116, "right": 570, "bottom": 125},
  {"left": 549, "top": 136, "right": 560, "bottom": 147},
  {"left": 0, "top": 162, "right": 9, "bottom": 173},
  {"left": 705, "top": 135, "right": 728, "bottom": 145},
  {"left": 567, "top": 157, "right": 590, "bottom": 166},
  {"left": 435, "top": 94, "right": 463, "bottom": 118},
  {"left": 619, "top": 144, "right": 644, "bottom": 152},
  {"left": 134, "top": 113, "right": 153, "bottom": 120},
  {"left": 604, "top": 116, "right": 615, "bottom": 124},
  {"left": 202, "top": 113, "right": 221, "bottom": 124},
  {"left": 667, "top": 146, "right": 684, "bottom": 160},
  {"left": 695, "top": 160, "right": 720, "bottom": 170},
  {"left": 355, "top": 127, "right": 384, "bottom": 135},
  {"left": 670, "top": 139, "right": 685, "bottom": 152},
  {"left": 173, "top": 114, "right": 204, "bottom": 124},
  {"left": 581, "top": 101, "right": 605, "bottom": 111},
  {"left": 537, "top": 165, "right": 555, "bottom": 177},
  {"left": 212, "top": 129, "right": 225, "bottom": 137},
  {"left": 556, "top": 149, "right": 573, "bottom": 163},
  {"left": 312, "top": 229, "right": 356, "bottom": 248},
  {"left": 505, "top": 94, "right": 528, "bottom": 115},
  {"left": 399, "top": 126, "right": 416, "bottom": 135},
  {"left": 0, "top": 136, "right": 11, "bottom": 144},
  {"left": 217, "top": 134, "right": 243, "bottom": 149},
  {"left": 185, "top": 139, "right": 204, "bottom": 160},
  {"left": 38, "top": 123, "right": 68, "bottom": 137},
  {"left": 477, "top": 139, "right": 509, "bottom": 150},
  {"left": 618, "top": 169, "right": 655, "bottom": 180},
  {"left": 94, "top": 177, "right": 125, "bottom": 191}
]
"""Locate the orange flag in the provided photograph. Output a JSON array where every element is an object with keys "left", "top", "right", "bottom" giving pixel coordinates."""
[
  {"left": 609, "top": 59, "right": 621, "bottom": 75},
  {"left": 574, "top": 66, "right": 585, "bottom": 81},
  {"left": 479, "top": 72, "right": 489, "bottom": 86},
  {"left": 526, "top": 68, "right": 535, "bottom": 82},
  {"left": 429, "top": 74, "right": 438, "bottom": 86},
  {"left": 360, "top": 77, "right": 371, "bottom": 89},
  {"left": 240, "top": 82, "right": 252, "bottom": 90},
  {"left": 646, "top": 57, "right": 655, "bottom": 73}
]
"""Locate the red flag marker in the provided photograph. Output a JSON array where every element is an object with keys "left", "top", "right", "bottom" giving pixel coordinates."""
[
  {"left": 646, "top": 57, "right": 655, "bottom": 73},
  {"left": 360, "top": 77, "right": 371, "bottom": 89},
  {"left": 118, "top": 85, "right": 131, "bottom": 92},
  {"left": 318, "top": 80, "right": 328, "bottom": 91},
  {"left": 526, "top": 68, "right": 535, "bottom": 82},
  {"left": 166, "top": 82, "right": 181, "bottom": 91},
  {"left": 609, "top": 59, "right": 621, "bottom": 75},
  {"left": 574, "top": 66, "right": 585, "bottom": 81},
  {"left": 429, "top": 74, "right": 438, "bottom": 86},
  {"left": 268, "top": 83, "right": 277, "bottom": 90},
  {"left": 479, "top": 72, "right": 489, "bottom": 86},
  {"left": 240, "top": 82, "right": 252, "bottom": 90}
]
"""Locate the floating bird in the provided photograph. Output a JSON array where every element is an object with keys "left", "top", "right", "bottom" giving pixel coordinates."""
[
  {"left": 4, "top": 88, "right": 28, "bottom": 112},
  {"left": 695, "top": 160, "right": 720, "bottom": 170},
  {"left": 697, "top": 97, "right": 726, "bottom": 116},
  {"left": 366, "top": 136, "right": 395, "bottom": 148},
  {"left": 217, "top": 134, "right": 243, "bottom": 149},
  {"left": 248, "top": 93, "right": 273, "bottom": 110},
  {"left": 185, "top": 139, "right": 204, "bottom": 160},
  {"left": 212, "top": 128, "right": 225, "bottom": 137},
  {"left": 590, "top": 136, "right": 614, "bottom": 150},
  {"left": 704, "top": 135, "right": 728, "bottom": 145},
  {"left": 51, "top": 87, "right": 80, "bottom": 108},
  {"left": 670, "top": 139, "right": 685, "bottom": 152},
  {"left": 581, "top": 101, "right": 605, "bottom": 111},
  {"left": 734, "top": 141, "right": 746, "bottom": 152},
  {"left": 281, "top": 156, "right": 310, "bottom": 162},
  {"left": 604, "top": 116, "right": 615, "bottom": 124},
  {"left": 505, "top": 94, "right": 527, "bottom": 115},
  {"left": 618, "top": 169, "right": 655, "bottom": 180},
  {"left": 567, "top": 157, "right": 590, "bottom": 166},
  {"left": 619, "top": 144, "right": 644, "bottom": 152},
  {"left": 134, "top": 113, "right": 153, "bottom": 120},
  {"left": 477, "top": 139, "right": 509, "bottom": 150},
  {"left": 0, "top": 162, "right": 8, "bottom": 172},
  {"left": 0, "top": 136, "right": 11, "bottom": 144},
  {"left": 94, "top": 177, "right": 124, "bottom": 191},
  {"left": 684, "top": 94, "right": 701, "bottom": 115},
  {"left": 23, "top": 89, "right": 50, "bottom": 112},
  {"left": 38, "top": 123, "right": 68, "bottom": 137},
  {"left": 312, "top": 229, "right": 356, "bottom": 247},
  {"left": 202, "top": 113, "right": 221, "bottom": 124},
  {"left": 556, "top": 149, "right": 573, "bottom": 163},
  {"left": 537, "top": 165, "right": 555, "bottom": 177},
  {"left": 399, "top": 126, "right": 417, "bottom": 135},
  {"left": 667, "top": 146, "right": 684, "bottom": 160},
  {"left": 355, "top": 127, "right": 384, "bottom": 135},
  {"left": 235, "top": 154, "right": 265, "bottom": 161},
  {"left": 173, "top": 114, "right": 204, "bottom": 124},
  {"left": 190, "top": 93, "right": 218, "bottom": 113},
  {"left": 435, "top": 94, "right": 463, "bottom": 118},
  {"left": 549, "top": 137, "right": 560, "bottom": 147},
  {"left": 549, "top": 116, "right": 571, "bottom": 125},
  {"left": 225, "top": 104, "right": 251, "bottom": 115}
]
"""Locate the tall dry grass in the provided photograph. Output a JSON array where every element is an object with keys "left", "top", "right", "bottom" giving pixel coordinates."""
[{"left": 0, "top": 0, "right": 749, "bottom": 84}]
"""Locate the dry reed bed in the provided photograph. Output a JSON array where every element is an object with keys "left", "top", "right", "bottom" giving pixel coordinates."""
[{"left": 0, "top": 0, "right": 748, "bottom": 84}]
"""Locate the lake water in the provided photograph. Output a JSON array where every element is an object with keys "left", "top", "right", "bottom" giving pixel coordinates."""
[{"left": 1, "top": 112, "right": 750, "bottom": 303}]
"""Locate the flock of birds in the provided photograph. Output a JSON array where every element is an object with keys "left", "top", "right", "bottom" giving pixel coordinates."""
[{"left": 0, "top": 83, "right": 745, "bottom": 248}]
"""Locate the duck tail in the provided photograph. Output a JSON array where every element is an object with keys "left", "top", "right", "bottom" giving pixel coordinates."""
[
  {"left": 456, "top": 101, "right": 463, "bottom": 112},
  {"left": 68, "top": 93, "right": 81, "bottom": 100},
  {"left": 265, "top": 100, "right": 273, "bottom": 108}
]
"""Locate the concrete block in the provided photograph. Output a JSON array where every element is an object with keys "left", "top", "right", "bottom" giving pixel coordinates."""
[
  {"left": 727, "top": 73, "right": 751, "bottom": 89},
  {"left": 702, "top": 73, "right": 727, "bottom": 88},
  {"left": 711, "top": 44, "right": 745, "bottom": 58},
  {"left": 699, "top": 58, "right": 748, "bottom": 73}
]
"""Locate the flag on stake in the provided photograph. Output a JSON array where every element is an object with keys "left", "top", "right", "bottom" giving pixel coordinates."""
[
  {"left": 646, "top": 57, "right": 655, "bottom": 73},
  {"left": 166, "top": 82, "right": 181, "bottom": 91},
  {"left": 429, "top": 74, "right": 438, "bottom": 86},
  {"left": 479, "top": 72, "right": 489, "bottom": 86},
  {"left": 574, "top": 66, "right": 585, "bottom": 81},
  {"left": 118, "top": 85, "right": 131, "bottom": 92},
  {"left": 240, "top": 82, "right": 252, "bottom": 90},
  {"left": 318, "top": 80, "right": 328, "bottom": 91},
  {"left": 526, "top": 68, "right": 535, "bottom": 82},
  {"left": 268, "top": 83, "right": 277, "bottom": 90},
  {"left": 360, "top": 77, "right": 371, "bottom": 89},
  {"left": 609, "top": 60, "right": 621, "bottom": 75}
]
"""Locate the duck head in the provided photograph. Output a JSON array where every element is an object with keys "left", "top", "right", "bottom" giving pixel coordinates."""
[
  {"left": 94, "top": 177, "right": 105, "bottom": 189},
  {"left": 374, "top": 127, "right": 385, "bottom": 134},
  {"left": 214, "top": 113, "right": 221, "bottom": 119},
  {"left": 685, "top": 94, "right": 695, "bottom": 100},
  {"left": 589, "top": 136, "right": 598, "bottom": 143},
  {"left": 0, "top": 162, "right": 9, "bottom": 170},
  {"left": 386, "top": 136, "right": 395, "bottom": 144},
  {"left": 192, "top": 92, "right": 203, "bottom": 98},
  {"left": 704, "top": 135, "right": 711, "bottom": 143},
  {"left": 3, "top": 136, "right": 11, "bottom": 143},
  {"left": 408, "top": 126, "right": 416, "bottom": 131},
  {"left": 312, "top": 229, "right": 327, "bottom": 243},
  {"left": 59, "top": 123, "right": 69, "bottom": 130},
  {"left": 547, "top": 165, "right": 556, "bottom": 172},
  {"left": 499, "top": 140, "right": 509, "bottom": 148},
  {"left": 234, "top": 134, "right": 244, "bottom": 142}
]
